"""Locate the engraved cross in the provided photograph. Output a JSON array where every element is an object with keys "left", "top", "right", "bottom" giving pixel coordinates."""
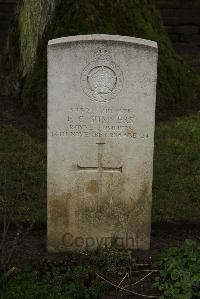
[{"left": 77, "top": 142, "right": 122, "bottom": 173}]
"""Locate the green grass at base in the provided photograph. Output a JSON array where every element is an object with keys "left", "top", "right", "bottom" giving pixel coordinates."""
[
  {"left": 0, "top": 125, "right": 46, "bottom": 224},
  {"left": 153, "top": 113, "right": 200, "bottom": 223}
]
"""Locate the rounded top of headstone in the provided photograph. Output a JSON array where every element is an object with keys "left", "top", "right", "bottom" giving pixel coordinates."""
[{"left": 48, "top": 34, "right": 158, "bottom": 50}]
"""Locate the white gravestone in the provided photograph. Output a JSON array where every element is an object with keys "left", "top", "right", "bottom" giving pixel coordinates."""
[{"left": 47, "top": 35, "right": 158, "bottom": 251}]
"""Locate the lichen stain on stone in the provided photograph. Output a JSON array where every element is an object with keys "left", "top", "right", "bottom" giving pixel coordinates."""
[
  {"left": 81, "top": 194, "right": 132, "bottom": 229},
  {"left": 126, "top": 127, "right": 136, "bottom": 137},
  {"left": 133, "top": 182, "right": 151, "bottom": 213},
  {"left": 86, "top": 180, "right": 99, "bottom": 194},
  {"left": 49, "top": 192, "right": 71, "bottom": 227},
  {"left": 71, "top": 163, "right": 78, "bottom": 171}
]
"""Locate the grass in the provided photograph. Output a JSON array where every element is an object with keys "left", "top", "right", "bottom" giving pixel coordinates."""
[
  {"left": 0, "top": 113, "right": 200, "bottom": 224},
  {"left": 0, "top": 125, "right": 46, "bottom": 224},
  {"left": 153, "top": 113, "right": 200, "bottom": 223}
]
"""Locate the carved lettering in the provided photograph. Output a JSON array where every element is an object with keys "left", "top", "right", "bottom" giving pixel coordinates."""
[{"left": 49, "top": 105, "right": 150, "bottom": 140}]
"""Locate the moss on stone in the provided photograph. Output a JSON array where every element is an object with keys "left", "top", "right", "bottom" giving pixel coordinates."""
[{"left": 1, "top": 0, "right": 200, "bottom": 121}]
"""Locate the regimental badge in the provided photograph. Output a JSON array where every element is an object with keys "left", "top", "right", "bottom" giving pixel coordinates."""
[{"left": 81, "top": 48, "right": 124, "bottom": 103}]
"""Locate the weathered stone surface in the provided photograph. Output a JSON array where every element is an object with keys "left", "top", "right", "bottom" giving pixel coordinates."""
[{"left": 47, "top": 35, "right": 158, "bottom": 252}]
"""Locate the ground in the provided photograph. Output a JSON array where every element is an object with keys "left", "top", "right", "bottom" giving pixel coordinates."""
[
  {"left": 12, "top": 224, "right": 200, "bottom": 269},
  {"left": 5, "top": 224, "right": 200, "bottom": 298}
]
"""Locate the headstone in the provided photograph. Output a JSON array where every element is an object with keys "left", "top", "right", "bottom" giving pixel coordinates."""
[{"left": 47, "top": 35, "right": 158, "bottom": 251}]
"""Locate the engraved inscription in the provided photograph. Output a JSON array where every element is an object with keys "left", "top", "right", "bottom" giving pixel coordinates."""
[{"left": 50, "top": 105, "right": 150, "bottom": 140}]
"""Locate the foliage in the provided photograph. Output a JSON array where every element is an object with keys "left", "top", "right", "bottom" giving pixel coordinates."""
[
  {"left": 2, "top": 240, "right": 200, "bottom": 298},
  {"left": 19, "top": 0, "right": 57, "bottom": 76},
  {"left": 1, "top": 248, "right": 137, "bottom": 298},
  {"left": 0, "top": 216, "right": 34, "bottom": 271},
  {"left": 0, "top": 0, "right": 199, "bottom": 121},
  {"left": 0, "top": 13, "right": 21, "bottom": 97},
  {"left": 153, "top": 113, "right": 200, "bottom": 223},
  {"left": 2, "top": 262, "right": 107, "bottom": 299},
  {"left": 84, "top": 247, "right": 137, "bottom": 276},
  {"left": 153, "top": 240, "right": 200, "bottom": 299},
  {"left": 24, "top": 0, "right": 200, "bottom": 121}
]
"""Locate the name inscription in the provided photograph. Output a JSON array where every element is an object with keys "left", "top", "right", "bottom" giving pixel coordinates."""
[{"left": 50, "top": 106, "right": 149, "bottom": 139}]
